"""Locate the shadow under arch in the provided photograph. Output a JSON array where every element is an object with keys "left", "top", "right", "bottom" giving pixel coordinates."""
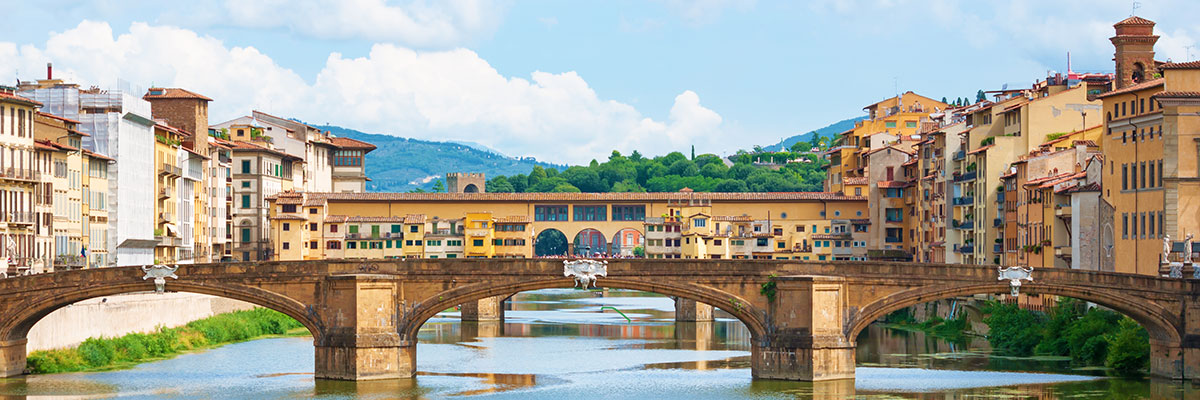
[
  {"left": 847, "top": 282, "right": 1182, "bottom": 345},
  {"left": 402, "top": 277, "right": 767, "bottom": 341},
  {"left": 0, "top": 281, "right": 322, "bottom": 344}
]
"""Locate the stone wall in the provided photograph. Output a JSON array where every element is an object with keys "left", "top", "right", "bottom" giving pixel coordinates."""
[{"left": 26, "top": 292, "right": 254, "bottom": 351}]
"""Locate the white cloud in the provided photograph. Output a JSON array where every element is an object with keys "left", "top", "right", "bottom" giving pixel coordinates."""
[
  {"left": 1, "top": 21, "right": 727, "bottom": 165},
  {"left": 219, "top": 0, "right": 504, "bottom": 47}
]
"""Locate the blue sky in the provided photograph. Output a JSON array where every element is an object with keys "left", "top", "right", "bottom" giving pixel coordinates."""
[{"left": 2, "top": 0, "right": 1198, "bottom": 164}]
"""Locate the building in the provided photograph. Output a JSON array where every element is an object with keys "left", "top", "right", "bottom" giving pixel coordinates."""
[
  {"left": 826, "top": 92, "right": 947, "bottom": 196},
  {"left": 143, "top": 87, "right": 216, "bottom": 263},
  {"left": 0, "top": 87, "right": 42, "bottom": 275},
  {"left": 152, "top": 122, "right": 185, "bottom": 263},
  {"left": 21, "top": 79, "right": 157, "bottom": 266},
  {"left": 32, "top": 111, "right": 95, "bottom": 271},
  {"left": 231, "top": 140, "right": 301, "bottom": 261},
  {"left": 1098, "top": 16, "right": 1200, "bottom": 275},
  {"left": 446, "top": 173, "right": 485, "bottom": 193},
  {"left": 265, "top": 191, "right": 867, "bottom": 261}
]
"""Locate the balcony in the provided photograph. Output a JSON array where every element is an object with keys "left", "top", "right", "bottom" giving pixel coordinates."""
[
  {"left": 952, "top": 219, "right": 974, "bottom": 230},
  {"left": 956, "top": 244, "right": 975, "bottom": 254},
  {"left": 158, "top": 187, "right": 172, "bottom": 199},
  {"left": 346, "top": 232, "right": 362, "bottom": 239},
  {"left": 0, "top": 168, "right": 39, "bottom": 183},
  {"left": 952, "top": 171, "right": 977, "bottom": 183},
  {"left": 159, "top": 212, "right": 172, "bottom": 222},
  {"left": 54, "top": 255, "right": 86, "bottom": 268},
  {"left": 952, "top": 196, "right": 974, "bottom": 206},
  {"left": 465, "top": 228, "right": 491, "bottom": 237},
  {"left": 4, "top": 212, "right": 34, "bottom": 225},
  {"left": 952, "top": 150, "right": 966, "bottom": 161},
  {"left": 1055, "top": 205, "right": 1072, "bottom": 218},
  {"left": 885, "top": 237, "right": 903, "bottom": 243},
  {"left": 156, "top": 235, "right": 182, "bottom": 247},
  {"left": 993, "top": 218, "right": 1003, "bottom": 228},
  {"left": 1054, "top": 246, "right": 1071, "bottom": 258},
  {"left": 160, "top": 163, "right": 182, "bottom": 177}
]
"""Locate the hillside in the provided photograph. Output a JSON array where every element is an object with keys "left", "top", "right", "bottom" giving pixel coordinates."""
[
  {"left": 311, "top": 124, "right": 565, "bottom": 192},
  {"left": 761, "top": 116, "right": 865, "bottom": 152}
]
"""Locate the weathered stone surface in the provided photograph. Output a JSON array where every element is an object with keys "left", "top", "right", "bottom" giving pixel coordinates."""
[
  {"left": 0, "top": 259, "right": 1196, "bottom": 381},
  {"left": 674, "top": 297, "right": 714, "bottom": 322},
  {"left": 460, "top": 295, "right": 505, "bottom": 322}
]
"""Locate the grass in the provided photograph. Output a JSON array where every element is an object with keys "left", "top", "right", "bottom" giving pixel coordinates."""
[{"left": 26, "top": 308, "right": 307, "bottom": 374}]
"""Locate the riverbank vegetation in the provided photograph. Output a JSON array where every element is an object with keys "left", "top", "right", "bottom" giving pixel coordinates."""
[
  {"left": 25, "top": 308, "right": 305, "bottom": 374},
  {"left": 881, "top": 298, "right": 1150, "bottom": 376}
]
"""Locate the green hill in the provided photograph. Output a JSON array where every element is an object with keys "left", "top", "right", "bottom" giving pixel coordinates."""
[
  {"left": 311, "top": 124, "right": 565, "bottom": 192},
  {"left": 761, "top": 116, "right": 864, "bottom": 152}
]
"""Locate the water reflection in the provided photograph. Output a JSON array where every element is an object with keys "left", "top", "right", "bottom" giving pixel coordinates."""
[{"left": 1, "top": 289, "right": 1196, "bottom": 399}]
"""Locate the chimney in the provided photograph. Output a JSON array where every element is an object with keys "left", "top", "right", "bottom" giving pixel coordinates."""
[{"left": 46, "top": 63, "right": 52, "bottom": 80}]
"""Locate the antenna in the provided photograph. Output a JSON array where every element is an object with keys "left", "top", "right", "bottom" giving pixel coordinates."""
[
  {"left": 1067, "top": 51, "right": 1072, "bottom": 74},
  {"left": 1131, "top": 1, "right": 1141, "bottom": 16}
]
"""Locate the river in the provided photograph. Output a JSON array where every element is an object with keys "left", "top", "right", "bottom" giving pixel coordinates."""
[{"left": 0, "top": 289, "right": 1196, "bottom": 399}]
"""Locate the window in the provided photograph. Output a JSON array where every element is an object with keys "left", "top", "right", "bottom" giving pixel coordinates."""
[
  {"left": 391, "top": 224, "right": 402, "bottom": 233},
  {"left": 310, "top": 241, "right": 318, "bottom": 249},
  {"left": 573, "top": 205, "right": 607, "bottom": 221},
  {"left": 333, "top": 150, "right": 363, "bottom": 167},
  {"left": 241, "top": 195, "right": 251, "bottom": 208},
  {"left": 777, "top": 242, "right": 785, "bottom": 249},
  {"left": 410, "top": 225, "right": 419, "bottom": 233},
  {"left": 326, "top": 241, "right": 341, "bottom": 249},
  {"left": 310, "top": 208, "right": 319, "bottom": 214},
  {"left": 1140, "top": 162, "right": 1146, "bottom": 189},
  {"left": 905, "top": 121, "right": 917, "bottom": 128},
  {"left": 796, "top": 225, "right": 804, "bottom": 232},
  {"left": 885, "top": 208, "right": 903, "bottom": 222},
  {"left": 1122, "top": 164, "right": 1128, "bottom": 190},
  {"left": 241, "top": 181, "right": 250, "bottom": 188},
  {"left": 282, "top": 223, "right": 290, "bottom": 231},
  {"left": 714, "top": 240, "right": 722, "bottom": 246},
  {"left": 493, "top": 239, "right": 503, "bottom": 246},
  {"left": 386, "top": 240, "right": 392, "bottom": 248},
  {"left": 405, "top": 240, "right": 414, "bottom": 246},
  {"left": 347, "top": 242, "right": 356, "bottom": 249},
  {"left": 310, "top": 223, "right": 318, "bottom": 231},
  {"left": 282, "top": 204, "right": 296, "bottom": 213},
  {"left": 473, "top": 239, "right": 484, "bottom": 246},
  {"left": 693, "top": 218, "right": 707, "bottom": 227},
  {"left": 240, "top": 228, "right": 251, "bottom": 242},
  {"left": 885, "top": 121, "right": 897, "bottom": 128},
  {"left": 757, "top": 238, "right": 768, "bottom": 246},
  {"left": 1160, "top": 212, "right": 1165, "bottom": 238},
  {"left": 349, "top": 225, "right": 359, "bottom": 234},
  {"left": 330, "top": 224, "right": 338, "bottom": 233},
  {"left": 1149, "top": 161, "right": 1156, "bottom": 188},
  {"left": 535, "top": 205, "right": 569, "bottom": 221},
  {"left": 854, "top": 187, "right": 862, "bottom": 196},
  {"left": 612, "top": 205, "right": 646, "bottom": 221},
  {"left": 885, "top": 188, "right": 903, "bottom": 198},
  {"left": 1149, "top": 212, "right": 1156, "bottom": 236},
  {"left": 241, "top": 160, "right": 250, "bottom": 173},
  {"left": 282, "top": 242, "right": 290, "bottom": 250}
]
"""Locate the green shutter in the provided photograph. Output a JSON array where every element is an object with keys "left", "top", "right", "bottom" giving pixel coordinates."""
[{"left": 349, "top": 225, "right": 359, "bottom": 233}]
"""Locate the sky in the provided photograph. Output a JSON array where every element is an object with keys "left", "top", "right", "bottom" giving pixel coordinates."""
[{"left": 2, "top": 0, "right": 1198, "bottom": 165}]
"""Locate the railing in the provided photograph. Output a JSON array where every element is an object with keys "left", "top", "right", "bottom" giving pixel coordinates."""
[
  {"left": 346, "top": 233, "right": 362, "bottom": 239},
  {"left": 953, "top": 171, "right": 977, "bottom": 182},
  {"left": 1054, "top": 246, "right": 1071, "bottom": 257},
  {"left": 996, "top": 192, "right": 1005, "bottom": 203},
  {"left": 158, "top": 187, "right": 171, "bottom": 199},
  {"left": 955, "top": 244, "right": 975, "bottom": 254},
  {"left": 952, "top": 150, "right": 966, "bottom": 161},
  {"left": 885, "top": 237, "right": 903, "bottom": 243},
  {"left": 160, "top": 163, "right": 182, "bottom": 176},
  {"left": 2, "top": 212, "right": 34, "bottom": 224},
  {"left": 885, "top": 217, "right": 903, "bottom": 223},
  {"left": 952, "top": 219, "right": 974, "bottom": 230},
  {"left": 159, "top": 212, "right": 172, "bottom": 222},
  {"left": 156, "top": 236, "right": 182, "bottom": 247},
  {"left": 0, "top": 168, "right": 39, "bottom": 182},
  {"left": 994, "top": 244, "right": 1004, "bottom": 253},
  {"left": 952, "top": 196, "right": 974, "bottom": 205},
  {"left": 54, "top": 255, "right": 86, "bottom": 268},
  {"left": 1055, "top": 205, "right": 1072, "bottom": 217}
]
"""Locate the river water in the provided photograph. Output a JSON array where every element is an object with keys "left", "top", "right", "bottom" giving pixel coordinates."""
[{"left": 1, "top": 289, "right": 1196, "bottom": 399}]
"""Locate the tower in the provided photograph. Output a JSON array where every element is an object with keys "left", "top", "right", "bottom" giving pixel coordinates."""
[
  {"left": 1110, "top": 16, "right": 1159, "bottom": 90},
  {"left": 446, "top": 173, "right": 485, "bottom": 193}
]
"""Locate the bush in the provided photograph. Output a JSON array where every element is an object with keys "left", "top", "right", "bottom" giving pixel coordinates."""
[
  {"left": 982, "top": 301, "right": 1042, "bottom": 356},
  {"left": 1106, "top": 318, "right": 1150, "bottom": 376}
]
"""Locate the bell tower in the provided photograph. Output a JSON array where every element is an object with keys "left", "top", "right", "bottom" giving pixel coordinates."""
[{"left": 1110, "top": 16, "right": 1159, "bottom": 89}]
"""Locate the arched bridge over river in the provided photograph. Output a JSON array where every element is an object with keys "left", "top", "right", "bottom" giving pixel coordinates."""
[{"left": 0, "top": 260, "right": 1197, "bottom": 381}]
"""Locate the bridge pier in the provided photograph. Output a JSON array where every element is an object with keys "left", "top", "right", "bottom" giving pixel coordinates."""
[
  {"left": 0, "top": 338, "right": 25, "bottom": 378},
  {"left": 460, "top": 295, "right": 506, "bottom": 322},
  {"left": 752, "top": 275, "right": 855, "bottom": 381},
  {"left": 674, "top": 297, "right": 714, "bottom": 322},
  {"left": 313, "top": 275, "right": 413, "bottom": 380}
]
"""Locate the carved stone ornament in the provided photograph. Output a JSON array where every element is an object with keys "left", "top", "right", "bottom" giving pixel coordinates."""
[
  {"left": 1169, "top": 262, "right": 1184, "bottom": 279},
  {"left": 142, "top": 264, "right": 179, "bottom": 294},
  {"left": 563, "top": 259, "right": 607, "bottom": 289},
  {"left": 998, "top": 266, "right": 1033, "bottom": 297}
]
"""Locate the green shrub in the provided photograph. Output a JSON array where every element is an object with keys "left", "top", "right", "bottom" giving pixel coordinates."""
[
  {"left": 77, "top": 338, "right": 116, "bottom": 367},
  {"left": 1106, "top": 318, "right": 1150, "bottom": 376}
]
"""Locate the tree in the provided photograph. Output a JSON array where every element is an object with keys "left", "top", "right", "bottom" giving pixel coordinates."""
[
  {"left": 562, "top": 166, "right": 607, "bottom": 192},
  {"left": 693, "top": 154, "right": 723, "bottom": 169},
  {"left": 941, "top": 96, "right": 948, "bottom": 104},
  {"left": 528, "top": 166, "right": 547, "bottom": 188},
  {"left": 632, "top": 246, "right": 645, "bottom": 257},
  {"left": 611, "top": 180, "right": 646, "bottom": 192},
  {"left": 431, "top": 179, "right": 445, "bottom": 193},
  {"left": 667, "top": 159, "right": 699, "bottom": 177},
  {"left": 714, "top": 179, "right": 748, "bottom": 192},
  {"left": 690, "top": 145, "right": 695, "bottom": 160},
  {"left": 629, "top": 150, "right": 644, "bottom": 162},
  {"left": 486, "top": 176, "right": 514, "bottom": 193},
  {"left": 700, "top": 163, "right": 728, "bottom": 179},
  {"left": 551, "top": 183, "right": 581, "bottom": 193},
  {"left": 976, "top": 89, "right": 986, "bottom": 103}
]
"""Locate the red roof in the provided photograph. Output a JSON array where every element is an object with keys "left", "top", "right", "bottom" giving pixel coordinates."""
[
  {"left": 36, "top": 111, "right": 80, "bottom": 125},
  {"left": 34, "top": 139, "right": 77, "bottom": 152},
  {"left": 329, "top": 137, "right": 377, "bottom": 151},
  {"left": 0, "top": 91, "right": 41, "bottom": 107},
  {"left": 967, "top": 144, "right": 994, "bottom": 155},
  {"left": 877, "top": 180, "right": 911, "bottom": 188},
  {"left": 842, "top": 177, "right": 869, "bottom": 186},
  {"left": 284, "top": 191, "right": 867, "bottom": 203},
  {"left": 229, "top": 140, "right": 302, "bottom": 160},
  {"left": 143, "top": 88, "right": 212, "bottom": 101},
  {"left": 1115, "top": 16, "right": 1155, "bottom": 26},
  {"left": 1097, "top": 78, "right": 1163, "bottom": 99},
  {"left": 1160, "top": 60, "right": 1200, "bottom": 70},
  {"left": 1153, "top": 91, "right": 1200, "bottom": 99}
]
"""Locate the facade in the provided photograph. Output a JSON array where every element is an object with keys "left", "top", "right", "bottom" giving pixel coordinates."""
[
  {"left": 231, "top": 140, "right": 300, "bottom": 261},
  {"left": 32, "top": 111, "right": 93, "bottom": 271},
  {"left": 143, "top": 87, "right": 215, "bottom": 264},
  {"left": 153, "top": 122, "right": 185, "bottom": 263},
  {"left": 265, "top": 191, "right": 867, "bottom": 261},
  {"left": 826, "top": 92, "right": 947, "bottom": 196},
  {"left": 0, "top": 87, "right": 42, "bottom": 275},
  {"left": 864, "top": 145, "right": 916, "bottom": 260}
]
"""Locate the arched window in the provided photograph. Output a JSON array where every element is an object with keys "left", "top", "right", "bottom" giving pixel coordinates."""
[{"left": 1132, "top": 62, "right": 1146, "bottom": 83}]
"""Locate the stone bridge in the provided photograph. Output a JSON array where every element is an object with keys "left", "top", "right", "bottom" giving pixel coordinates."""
[{"left": 0, "top": 260, "right": 1197, "bottom": 381}]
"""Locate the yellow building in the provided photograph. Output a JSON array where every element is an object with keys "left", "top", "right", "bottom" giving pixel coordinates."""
[
  {"left": 82, "top": 149, "right": 111, "bottom": 268},
  {"left": 153, "top": 122, "right": 186, "bottom": 263},
  {"left": 826, "top": 92, "right": 947, "bottom": 195},
  {"left": 1098, "top": 16, "right": 1200, "bottom": 275},
  {"left": 266, "top": 191, "right": 866, "bottom": 261},
  {"left": 0, "top": 88, "right": 41, "bottom": 275}
]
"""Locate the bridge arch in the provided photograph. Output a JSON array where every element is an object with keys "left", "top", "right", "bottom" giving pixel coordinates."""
[
  {"left": 401, "top": 277, "right": 767, "bottom": 341},
  {"left": 0, "top": 281, "right": 321, "bottom": 344},
  {"left": 847, "top": 281, "right": 1182, "bottom": 344}
]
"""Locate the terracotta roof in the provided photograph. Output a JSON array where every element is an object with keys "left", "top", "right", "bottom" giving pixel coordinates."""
[
  {"left": 901, "top": 158, "right": 918, "bottom": 167},
  {"left": 1115, "top": 16, "right": 1155, "bottom": 26},
  {"left": 1040, "top": 172, "right": 1086, "bottom": 189},
  {"left": 1071, "top": 140, "right": 1098, "bottom": 148},
  {"left": 329, "top": 137, "right": 377, "bottom": 151},
  {"left": 842, "top": 177, "right": 869, "bottom": 186},
  {"left": 404, "top": 214, "right": 427, "bottom": 224},
  {"left": 69, "top": 129, "right": 90, "bottom": 137},
  {"left": 1096, "top": 78, "right": 1163, "bottom": 99},
  {"left": 0, "top": 91, "right": 41, "bottom": 107},
  {"left": 143, "top": 88, "right": 212, "bottom": 101},
  {"left": 850, "top": 219, "right": 870, "bottom": 224},
  {"left": 303, "top": 197, "right": 326, "bottom": 206},
  {"left": 1002, "top": 101, "right": 1026, "bottom": 112},
  {"left": 276, "top": 196, "right": 304, "bottom": 205},
  {"left": 229, "top": 140, "right": 302, "bottom": 160},
  {"left": 1041, "top": 125, "right": 1101, "bottom": 147},
  {"left": 324, "top": 215, "right": 407, "bottom": 223},
  {"left": 863, "top": 145, "right": 915, "bottom": 156},
  {"left": 1153, "top": 91, "right": 1200, "bottom": 99},
  {"left": 1065, "top": 182, "right": 1101, "bottom": 193},
  {"left": 495, "top": 215, "right": 532, "bottom": 223},
  {"left": 36, "top": 111, "right": 80, "bottom": 125},
  {"left": 82, "top": 149, "right": 113, "bottom": 161},
  {"left": 1160, "top": 60, "right": 1200, "bottom": 70},
  {"left": 967, "top": 144, "right": 994, "bottom": 155},
  {"left": 34, "top": 139, "right": 77, "bottom": 152},
  {"left": 271, "top": 214, "right": 308, "bottom": 221},
  {"left": 713, "top": 215, "right": 754, "bottom": 222},
  {"left": 300, "top": 191, "right": 866, "bottom": 202}
]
